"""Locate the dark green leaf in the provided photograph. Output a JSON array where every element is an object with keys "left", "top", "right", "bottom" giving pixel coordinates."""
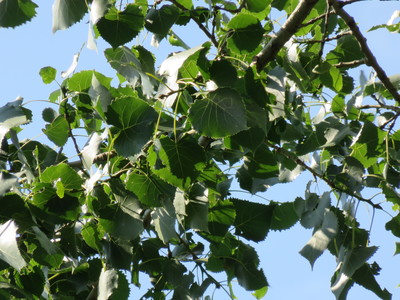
[
  {"left": 386, "top": 214, "right": 400, "bottom": 238},
  {"left": 326, "top": 35, "right": 365, "bottom": 65},
  {"left": 189, "top": 88, "right": 247, "bottom": 138},
  {"left": 246, "top": 0, "right": 270, "bottom": 13},
  {"left": 270, "top": 201, "right": 299, "bottom": 231},
  {"left": 42, "top": 107, "right": 58, "bottom": 123},
  {"left": 227, "top": 13, "right": 265, "bottom": 54},
  {"left": 231, "top": 198, "right": 274, "bottom": 242},
  {"left": 97, "top": 4, "right": 145, "bottom": 48},
  {"left": 145, "top": 5, "right": 180, "bottom": 37},
  {"left": 105, "top": 96, "right": 157, "bottom": 157},
  {"left": 0, "top": 0, "right": 37, "bottom": 28},
  {"left": 210, "top": 59, "right": 238, "bottom": 87}
]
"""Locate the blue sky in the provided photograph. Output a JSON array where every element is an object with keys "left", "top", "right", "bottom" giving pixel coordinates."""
[{"left": 1, "top": 1, "right": 400, "bottom": 299}]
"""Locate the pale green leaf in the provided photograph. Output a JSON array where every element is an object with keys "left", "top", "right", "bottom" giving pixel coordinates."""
[
  {"left": 0, "top": 99, "right": 30, "bottom": 143},
  {"left": 153, "top": 200, "right": 176, "bottom": 244},
  {"left": 0, "top": 220, "right": 26, "bottom": 271},
  {"left": 98, "top": 268, "right": 119, "bottom": 300},
  {"left": 299, "top": 211, "right": 338, "bottom": 268},
  {"left": 52, "top": 0, "right": 88, "bottom": 33},
  {"left": 0, "top": 172, "right": 17, "bottom": 197}
]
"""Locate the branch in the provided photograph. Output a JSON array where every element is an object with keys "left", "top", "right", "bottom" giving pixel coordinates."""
[
  {"left": 329, "top": 0, "right": 400, "bottom": 103},
  {"left": 300, "top": 10, "right": 335, "bottom": 27},
  {"left": 251, "top": 0, "right": 319, "bottom": 72},
  {"left": 168, "top": 0, "right": 219, "bottom": 48},
  {"left": 294, "top": 30, "right": 351, "bottom": 44},
  {"left": 333, "top": 58, "right": 366, "bottom": 68},
  {"left": 268, "top": 142, "right": 383, "bottom": 210}
]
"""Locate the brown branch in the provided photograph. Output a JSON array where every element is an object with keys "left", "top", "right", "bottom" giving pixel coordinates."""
[
  {"left": 329, "top": 0, "right": 400, "bottom": 103},
  {"left": 268, "top": 142, "right": 383, "bottom": 210},
  {"left": 251, "top": 0, "right": 319, "bottom": 72}
]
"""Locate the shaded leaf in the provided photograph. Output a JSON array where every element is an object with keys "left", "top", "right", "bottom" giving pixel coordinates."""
[
  {"left": 189, "top": 88, "right": 247, "bottom": 138},
  {"left": 145, "top": 5, "right": 180, "bottom": 36},
  {"left": 153, "top": 200, "right": 176, "bottom": 244},
  {"left": 0, "top": 0, "right": 37, "bottom": 28},
  {"left": 270, "top": 201, "right": 299, "bottom": 231}
]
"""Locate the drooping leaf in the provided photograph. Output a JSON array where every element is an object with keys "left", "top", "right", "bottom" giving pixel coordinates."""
[
  {"left": 52, "top": 0, "right": 88, "bottom": 33},
  {"left": 105, "top": 96, "right": 157, "bottom": 157},
  {"left": 0, "top": 220, "right": 26, "bottom": 271},
  {"left": 98, "top": 268, "right": 119, "bottom": 300},
  {"left": 0, "top": 172, "right": 17, "bottom": 197},
  {"left": 189, "top": 88, "right": 247, "bottom": 138},
  {"left": 299, "top": 192, "right": 331, "bottom": 228},
  {"left": 105, "top": 46, "right": 155, "bottom": 97},
  {"left": 0, "top": 99, "right": 30, "bottom": 143},
  {"left": 300, "top": 211, "right": 338, "bottom": 268},
  {"left": 97, "top": 4, "right": 145, "bottom": 48},
  {"left": 42, "top": 115, "right": 69, "bottom": 147},
  {"left": 153, "top": 200, "right": 176, "bottom": 244},
  {"left": 145, "top": 5, "right": 180, "bottom": 37},
  {"left": 0, "top": 0, "right": 37, "bottom": 28},
  {"left": 231, "top": 198, "right": 275, "bottom": 242}
]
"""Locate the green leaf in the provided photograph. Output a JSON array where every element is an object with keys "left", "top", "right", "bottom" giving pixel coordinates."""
[
  {"left": 270, "top": 201, "right": 299, "bottom": 231},
  {"left": 252, "top": 286, "right": 268, "bottom": 299},
  {"left": 82, "top": 221, "right": 104, "bottom": 251},
  {"left": 385, "top": 214, "right": 400, "bottom": 238},
  {"left": 148, "top": 136, "right": 206, "bottom": 189},
  {"left": 39, "top": 66, "right": 57, "bottom": 84},
  {"left": 52, "top": 0, "right": 88, "bottom": 33},
  {"left": 31, "top": 226, "right": 63, "bottom": 264},
  {"left": 313, "top": 62, "right": 343, "bottom": 92},
  {"left": 300, "top": 192, "right": 331, "bottom": 228},
  {"left": 0, "top": 99, "right": 30, "bottom": 143},
  {"left": 210, "top": 59, "right": 238, "bottom": 87},
  {"left": 186, "top": 183, "right": 209, "bottom": 231},
  {"left": 41, "top": 163, "right": 84, "bottom": 190},
  {"left": 246, "top": 0, "right": 270, "bottom": 13},
  {"left": 326, "top": 35, "right": 364, "bottom": 65},
  {"left": 233, "top": 242, "right": 268, "bottom": 291},
  {"left": 145, "top": 5, "right": 180, "bottom": 36},
  {"left": 0, "top": 220, "right": 26, "bottom": 271},
  {"left": 105, "top": 46, "right": 155, "bottom": 97},
  {"left": 227, "top": 13, "right": 265, "bottom": 54},
  {"left": 0, "top": 0, "right": 37, "bottom": 28},
  {"left": 42, "top": 115, "right": 69, "bottom": 147},
  {"left": 299, "top": 211, "right": 338, "bottom": 268},
  {"left": 189, "top": 88, "right": 247, "bottom": 138},
  {"left": 331, "top": 246, "right": 378, "bottom": 299},
  {"left": 125, "top": 172, "right": 174, "bottom": 207},
  {"left": 231, "top": 198, "right": 274, "bottom": 242},
  {"left": 97, "top": 4, "right": 145, "bottom": 48},
  {"left": 0, "top": 172, "right": 18, "bottom": 197},
  {"left": 153, "top": 200, "right": 176, "bottom": 244},
  {"left": 105, "top": 96, "right": 157, "bottom": 157},
  {"left": 364, "top": 73, "right": 400, "bottom": 99},
  {"left": 42, "top": 107, "right": 58, "bottom": 123}
]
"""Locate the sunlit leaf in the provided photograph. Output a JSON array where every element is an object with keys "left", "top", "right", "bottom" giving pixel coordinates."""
[
  {"left": 0, "top": 220, "right": 26, "bottom": 271},
  {"left": 52, "top": 0, "right": 88, "bottom": 33}
]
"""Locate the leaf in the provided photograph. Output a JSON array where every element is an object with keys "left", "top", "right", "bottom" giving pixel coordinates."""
[
  {"left": 186, "top": 183, "right": 209, "bottom": 231},
  {"left": 385, "top": 213, "right": 400, "bottom": 238},
  {"left": 227, "top": 13, "right": 265, "bottom": 54},
  {"left": 331, "top": 246, "right": 378, "bottom": 299},
  {"left": 42, "top": 115, "right": 69, "bottom": 147},
  {"left": 364, "top": 73, "right": 400, "bottom": 99},
  {"left": 326, "top": 35, "right": 365, "bottom": 65},
  {"left": 145, "top": 5, "right": 180, "bottom": 36},
  {"left": 98, "top": 268, "right": 119, "bottom": 300},
  {"left": 0, "top": 220, "right": 26, "bottom": 271},
  {"left": 125, "top": 172, "right": 174, "bottom": 207},
  {"left": 300, "top": 192, "right": 331, "bottom": 228},
  {"left": 42, "top": 107, "right": 58, "bottom": 123},
  {"left": 82, "top": 221, "right": 104, "bottom": 251},
  {"left": 148, "top": 136, "right": 206, "bottom": 189},
  {"left": 39, "top": 66, "right": 57, "bottom": 84},
  {"left": 153, "top": 200, "right": 176, "bottom": 244},
  {"left": 105, "top": 96, "right": 157, "bottom": 157},
  {"left": 231, "top": 198, "right": 275, "bottom": 242},
  {"left": 209, "top": 59, "right": 238, "bottom": 87},
  {"left": 90, "top": 0, "right": 108, "bottom": 24},
  {"left": 0, "top": 0, "right": 37, "bottom": 28},
  {"left": 105, "top": 46, "right": 155, "bottom": 97},
  {"left": 270, "top": 201, "right": 299, "bottom": 231},
  {"left": 189, "top": 88, "right": 247, "bottom": 138},
  {"left": 97, "top": 4, "right": 145, "bottom": 48},
  {"left": 41, "top": 163, "right": 84, "bottom": 190},
  {"left": 0, "top": 99, "right": 30, "bottom": 143},
  {"left": 52, "top": 0, "right": 88, "bottom": 33},
  {"left": 157, "top": 43, "right": 211, "bottom": 107},
  {"left": 0, "top": 172, "right": 17, "bottom": 197},
  {"left": 246, "top": 0, "right": 270, "bottom": 13},
  {"left": 299, "top": 211, "right": 338, "bottom": 268}
]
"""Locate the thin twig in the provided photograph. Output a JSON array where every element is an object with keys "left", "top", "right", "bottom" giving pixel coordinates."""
[
  {"left": 300, "top": 10, "right": 335, "bottom": 27},
  {"left": 268, "top": 142, "right": 383, "bottom": 210},
  {"left": 333, "top": 58, "right": 366, "bottom": 68},
  {"left": 295, "top": 30, "right": 351, "bottom": 44},
  {"left": 329, "top": 0, "right": 400, "bottom": 103},
  {"left": 251, "top": 0, "right": 319, "bottom": 72}
]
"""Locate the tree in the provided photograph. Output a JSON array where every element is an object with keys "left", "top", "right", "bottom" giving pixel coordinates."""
[{"left": 0, "top": 0, "right": 399, "bottom": 299}]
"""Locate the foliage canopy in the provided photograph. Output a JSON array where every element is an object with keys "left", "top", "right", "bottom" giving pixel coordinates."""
[{"left": 1, "top": 0, "right": 400, "bottom": 299}]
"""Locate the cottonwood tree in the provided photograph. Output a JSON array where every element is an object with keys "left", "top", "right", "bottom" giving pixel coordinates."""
[{"left": 0, "top": 0, "right": 399, "bottom": 299}]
